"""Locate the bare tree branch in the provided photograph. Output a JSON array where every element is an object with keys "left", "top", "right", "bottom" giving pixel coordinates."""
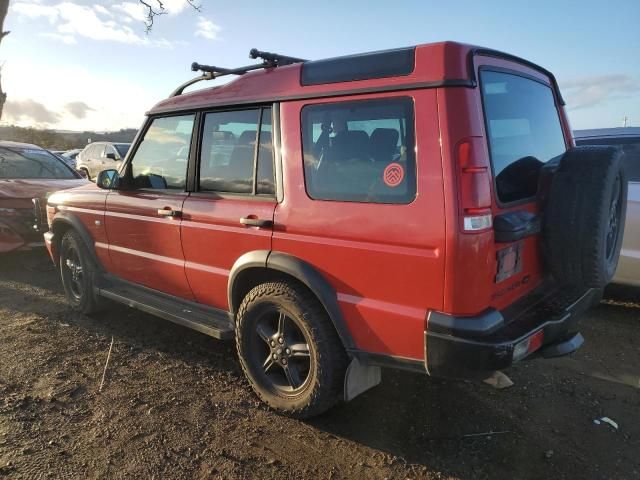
[{"left": 138, "top": 0, "right": 201, "bottom": 33}]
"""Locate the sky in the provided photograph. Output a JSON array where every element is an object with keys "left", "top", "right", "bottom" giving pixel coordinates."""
[{"left": 2, "top": 0, "right": 639, "bottom": 132}]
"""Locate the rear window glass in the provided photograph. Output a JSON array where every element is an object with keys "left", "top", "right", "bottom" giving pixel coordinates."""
[
  {"left": 0, "top": 147, "right": 77, "bottom": 179},
  {"left": 301, "top": 97, "right": 416, "bottom": 204},
  {"left": 575, "top": 137, "right": 640, "bottom": 182},
  {"left": 481, "top": 70, "right": 567, "bottom": 203}
]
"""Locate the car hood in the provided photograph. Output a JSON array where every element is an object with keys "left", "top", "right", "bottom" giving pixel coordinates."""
[{"left": 0, "top": 178, "right": 88, "bottom": 199}]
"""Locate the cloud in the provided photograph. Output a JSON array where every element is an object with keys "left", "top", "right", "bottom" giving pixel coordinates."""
[
  {"left": 40, "top": 32, "right": 77, "bottom": 44},
  {"left": 11, "top": 1, "right": 181, "bottom": 47},
  {"left": 112, "top": 2, "right": 147, "bottom": 23},
  {"left": 4, "top": 99, "right": 61, "bottom": 125},
  {"left": 194, "top": 17, "right": 221, "bottom": 40},
  {"left": 65, "top": 101, "right": 94, "bottom": 119},
  {"left": 562, "top": 74, "right": 640, "bottom": 110}
]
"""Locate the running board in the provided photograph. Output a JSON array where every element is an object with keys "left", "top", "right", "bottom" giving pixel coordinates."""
[{"left": 97, "top": 282, "right": 234, "bottom": 340}]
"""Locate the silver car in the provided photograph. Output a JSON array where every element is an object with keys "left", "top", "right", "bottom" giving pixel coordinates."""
[
  {"left": 574, "top": 127, "right": 640, "bottom": 286},
  {"left": 76, "top": 142, "right": 130, "bottom": 181}
]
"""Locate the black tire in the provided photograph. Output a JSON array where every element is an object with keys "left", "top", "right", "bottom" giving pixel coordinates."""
[
  {"left": 59, "top": 229, "right": 104, "bottom": 314},
  {"left": 236, "top": 281, "right": 348, "bottom": 418},
  {"left": 544, "top": 146, "right": 628, "bottom": 288}
]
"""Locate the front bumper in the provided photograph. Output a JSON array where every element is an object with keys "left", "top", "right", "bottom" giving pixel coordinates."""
[{"left": 425, "top": 286, "right": 601, "bottom": 379}]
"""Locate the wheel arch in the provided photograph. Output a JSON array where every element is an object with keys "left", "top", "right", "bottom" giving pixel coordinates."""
[
  {"left": 228, "top": 250, "right": 355, "bottom": 350},
  {"left": 51, "top": 212, "right": 103, "bottom": 270}
]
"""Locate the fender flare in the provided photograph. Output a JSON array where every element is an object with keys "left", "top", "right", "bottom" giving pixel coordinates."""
[
  {"left": 51, "top": 212, "right": 103, "bottom": 270},
  {"left": 227, "top": 250, "right": 355, "bottom": 350}
]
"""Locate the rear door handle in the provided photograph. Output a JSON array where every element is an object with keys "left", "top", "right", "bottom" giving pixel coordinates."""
[
  {"left": 158, "top": 208, "right": 181, "bottom": 218},
  {"left": 240, "top": 217, "right": 273, "bottom": 228}
]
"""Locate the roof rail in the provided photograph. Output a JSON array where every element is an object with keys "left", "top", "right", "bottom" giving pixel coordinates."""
[{"left": 169, "top": 48, "right": 307, "bottom": 97}]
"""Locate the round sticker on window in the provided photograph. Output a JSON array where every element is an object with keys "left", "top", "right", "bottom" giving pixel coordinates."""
[{"left": 383, "top": 162, "right": 404, "bottom": 187}]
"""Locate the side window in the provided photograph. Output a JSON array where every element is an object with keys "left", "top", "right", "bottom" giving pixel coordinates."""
[
  {"left": 624, "top": 144, "right": 640, "bottom": 182},
  {"left": 93, "top": 144, "right": 105, "bottom": 158},
  {"left": 301, "top": 97, "right": 416, "bottom": 204},
  {"left": 104, "top": 145, "right": 117, "bottom": 158},
  {"left": 130, "top": 114, "right": 195, "bottom": 190},
  {"left": 199, "top": 107, "right": 275, "bottom": 195},
  {"left": 257, "top": 108, "right": 275, "bottom": 194}
]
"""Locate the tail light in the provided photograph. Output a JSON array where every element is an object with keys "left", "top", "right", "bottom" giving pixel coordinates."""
[{"left": 456, "top": 138, "right": 493, "bottom": 232}]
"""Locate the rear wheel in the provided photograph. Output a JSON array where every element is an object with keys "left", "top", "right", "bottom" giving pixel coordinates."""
[
  {"left": 59, "top": 230, "right": 104, "bottom": 314},
  {"left": 236, "top": 281, "right": 348, "bottom": 418}
]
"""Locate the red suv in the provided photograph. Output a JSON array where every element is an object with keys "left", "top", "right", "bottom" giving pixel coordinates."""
[{"left": 44, "top": 42, "right": 626, "bottom": 417}]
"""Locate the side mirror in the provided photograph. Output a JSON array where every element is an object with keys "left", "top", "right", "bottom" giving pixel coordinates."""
[
  {"left": 105, "top": 153, "right": 117, "bottom": 160},
  {"left": 96, "top": 169, "right": 119, "bottom": 190}
]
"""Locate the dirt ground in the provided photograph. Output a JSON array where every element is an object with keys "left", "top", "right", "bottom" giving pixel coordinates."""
[{"left": 0, "top": 250, "right": 638, "bottom": 480}]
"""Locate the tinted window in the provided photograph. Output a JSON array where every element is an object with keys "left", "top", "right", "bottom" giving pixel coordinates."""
[
  {"left": 301, "top": 97, "right": 416, "bottom": 204},
  {"left": 130, "top": 114, "right": 194, "bottom": 190},
  {"left": 114, "top": 144, "right": 130, "bottom": 158},
  {"left": 575, "top": 137, "right": 640, "bottom": 182},
  {"left": 199, "top": 108, "right": 275, "bottom": 195},
  {"left": 481, "top": 70, "right": 566, "bottom": 203},
  {"left": 257, "top": 108, "right": 275, "bottom": 195},
  {"left": 0, "top": 146, "right": 77, "bottom": 179}
]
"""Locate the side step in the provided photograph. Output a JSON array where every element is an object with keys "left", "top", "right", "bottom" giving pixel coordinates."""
[{"left": 97, "top": 282, "right": 234, "bottom": 340}]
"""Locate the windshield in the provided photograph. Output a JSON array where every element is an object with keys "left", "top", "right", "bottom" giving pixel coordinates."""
[
  {"left": 114, "top": 144, "right": 130, "bottom": 157},
  {"left": 0, "top": 146, "right": 77, "bottom": 179},
  {"left": 481, "top": 70, "right": 567, "bottom": 203}
]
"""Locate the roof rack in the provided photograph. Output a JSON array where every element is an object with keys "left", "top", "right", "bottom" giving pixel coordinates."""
[{"left": 169, "top": 48, "right": 307, "bottom": 97}]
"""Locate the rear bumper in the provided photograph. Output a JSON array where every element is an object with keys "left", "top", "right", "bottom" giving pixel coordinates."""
[{"left": 425, "top": 286, "right": 601, "bottom": 379}]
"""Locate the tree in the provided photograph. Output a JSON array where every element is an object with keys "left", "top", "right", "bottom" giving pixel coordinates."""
[
  {"left": 0, "top": 0, "right": 10, "bottom": 120},
  {"left": 138, "top": 0, "right": 200, "bottom": 33}
]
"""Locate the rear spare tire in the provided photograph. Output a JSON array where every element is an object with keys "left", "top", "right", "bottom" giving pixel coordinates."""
[{"left": 544, "top": 146, "right": 627, "bottom": 289}]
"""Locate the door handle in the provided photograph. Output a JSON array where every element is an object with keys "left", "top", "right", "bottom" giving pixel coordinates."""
[
  {"left": 158, "top": 208, "right": 181, "bottom": 218},
  {"left": 240, "top": 217, "right": 273, "bottom": 228}
]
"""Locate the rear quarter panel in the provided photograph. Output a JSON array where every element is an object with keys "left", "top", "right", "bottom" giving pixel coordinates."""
[{"left": 274, "top": 90, "right": 446, "bottom": 361}]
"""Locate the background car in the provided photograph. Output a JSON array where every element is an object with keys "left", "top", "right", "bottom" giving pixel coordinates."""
[
  {"left": 62, "top": 148, "right": 82, "bottom": 161},
  {"left": 75, "top": 142, "right": 131, "bottom": 180},
  {"left": 0, "top": 141, "right": 88, "bottom": 253},
  {"left": 574, "top": 127, "right": 640, "bottom": 286},
  {"left": 49, "top": 150, "right": 75, "bottom": 168}
]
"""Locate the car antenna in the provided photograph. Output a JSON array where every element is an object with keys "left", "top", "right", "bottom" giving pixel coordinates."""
[{"left": 169, "top": 48, "right": 307, "bottom": 97}]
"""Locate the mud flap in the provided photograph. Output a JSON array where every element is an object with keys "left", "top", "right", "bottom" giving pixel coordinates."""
[{"left": 343, "top": 357, "right": 382, "bottom": 402}]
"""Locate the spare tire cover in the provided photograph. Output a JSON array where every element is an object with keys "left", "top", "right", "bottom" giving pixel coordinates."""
[{"left": 544, "top": 146, "right": 627, "bottom": 289}]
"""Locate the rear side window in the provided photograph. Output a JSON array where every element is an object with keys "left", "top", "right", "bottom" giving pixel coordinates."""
[
  {"left": 575, "top": 137, "right": 640, "bottom": 182},
  {"left": 301, "top": 97, "right": 416, "bottom": 204},
  {"left": 199, "top": 107, "right": 275, "bottom": 195},
  {"left": 481, "top": 70, "right": 566, "bottom": 203}
]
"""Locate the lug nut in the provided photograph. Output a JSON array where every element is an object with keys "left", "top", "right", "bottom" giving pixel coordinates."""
[
  {"left": 278, "top": 337, "right": 284, "bottom": 344},
  {"left": 270, "top": 341, "right": 276, "bottom": 347},
  {"left": 272, "top": 353, "right": 277, "bottom": 360},
  {"left": 285, "top": 348, "right": 291, "bottom": 355}
]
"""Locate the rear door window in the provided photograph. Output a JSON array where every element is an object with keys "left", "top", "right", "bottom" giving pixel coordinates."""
[
  {"left": 575, "top": 137, "right": 640, "bottom": 182},
  {"left": 198, "top": 107, "right": 275, "bottom": 195},
  {"left": 301, "top": 97, "right": 416, "bottom": 204},
  {"left": 480, "top": 70, "right": 567, "bottom": 203}
]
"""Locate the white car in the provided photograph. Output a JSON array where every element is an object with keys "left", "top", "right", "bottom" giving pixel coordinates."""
[{"left": 574, "top": 127, "right": 640, "bottom": 287}]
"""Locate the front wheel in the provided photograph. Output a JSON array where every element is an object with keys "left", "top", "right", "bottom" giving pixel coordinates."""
[
  {"left": 59, "top": 230, "right": 103, "bottom": 314},
  {"left": 236, "top": 281, "right": 348, "bottom": 418}
]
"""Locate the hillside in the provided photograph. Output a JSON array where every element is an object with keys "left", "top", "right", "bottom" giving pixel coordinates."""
[{"left": 0, "top": 125, "right": 138, "bottom": 150}]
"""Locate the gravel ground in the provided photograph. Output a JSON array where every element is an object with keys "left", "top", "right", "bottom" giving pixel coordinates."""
[{"left": 0, "top": 250, "right": 639, "bottom": 480}]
